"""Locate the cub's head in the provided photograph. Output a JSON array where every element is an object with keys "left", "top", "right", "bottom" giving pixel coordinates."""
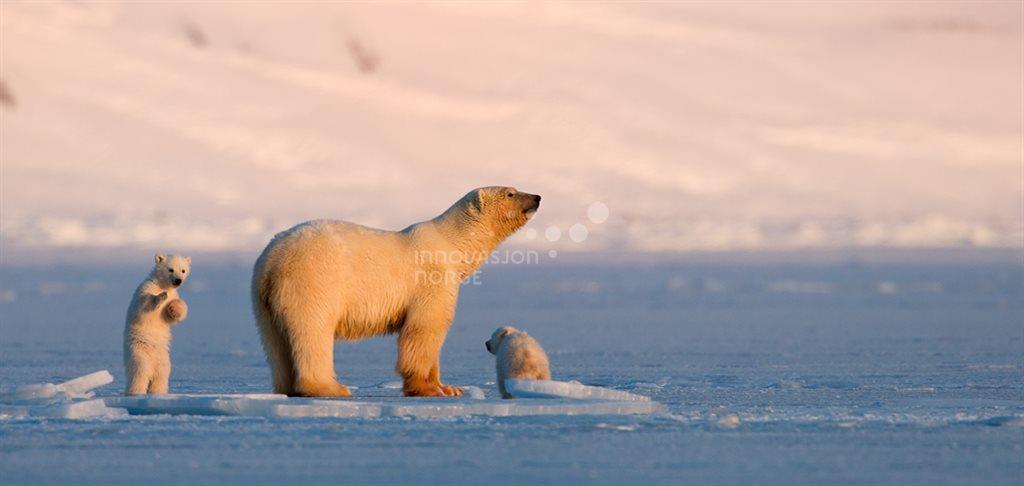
[
  {"left": 154, "top": 253, "right": 192, "bottom": 288},
  {"left": 485, "top": 326, "right": 519, "bottom": 355},
  {"left": 462, "top": 186, "right": 540, "bottom": 238}
]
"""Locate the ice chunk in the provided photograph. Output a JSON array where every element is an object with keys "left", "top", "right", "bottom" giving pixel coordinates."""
[
  {"left": 5, "top": 383, "right": 61, "bottom": 401},
  {"left": 504, "top": 379, "right": 652, "bottom": 402},
  {"left": 461, "top": 386, "right": 486, "bottom": 400},
  {"left": 103, "top": 394, "right": 663, "bottom": 418},
  {"left": 3, "top": 370, "right": 114, "bottom": 402},
  {"left": 0, "top": 399, "right": 127, "bottom": 419},
  {"left": 58, "top": 370, "right": 114, "bottom": 396},
  {"left": 0, "top": 370, "right": 122, "bottom": 419},
  {"left": 106, "top": 394, "right": 287, "bottom": 416},
  {"left": 33, "top": 399, "right": 127, "bottom": 419}
]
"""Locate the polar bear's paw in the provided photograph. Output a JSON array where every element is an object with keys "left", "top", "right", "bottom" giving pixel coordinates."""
[
  {"left": 403, "top": 378, "right": 447, "bottom": 397},
  {"left": 403, "top": 380, "right": 462, "bottom": 397},
  {"left": 439, "top": 384, "right": 463, "bottom": 397},
  {"left": 163, "top": 299, "right": 188, "bottom": 323},
  {"left": 403, "top": 386, "right": 445, "bottom": 397},
  {"left": 294, "top": 379, "right": 352, "bottom": 398}
]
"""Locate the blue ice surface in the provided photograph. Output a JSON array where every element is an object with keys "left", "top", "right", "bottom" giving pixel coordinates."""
[{"left": 0, "top": 258, "right": 1022, "bottom": 485}]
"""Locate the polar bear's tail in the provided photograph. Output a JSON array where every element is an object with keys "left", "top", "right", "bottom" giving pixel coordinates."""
[{"left": 252, "top": 256, "right": 296, "bottom": 395}]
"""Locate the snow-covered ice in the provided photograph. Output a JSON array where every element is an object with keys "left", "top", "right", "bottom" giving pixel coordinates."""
[
  {"left": 505, "top": 379, "right": 651, "bottom": 401},
  {"left": 0, "top": 262, "right": 1021, "bottom": 485}
]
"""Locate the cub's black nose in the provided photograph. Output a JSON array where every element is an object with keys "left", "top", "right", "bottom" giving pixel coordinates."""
[
  {"left": 485, "top": 340, "right": 491, "bottom": 352},
  {"left": 533, "top": 194, "right": 541, "bottom": 203},
  {"left": 172, "top": 278, "right": 183, "bottom": 286}
]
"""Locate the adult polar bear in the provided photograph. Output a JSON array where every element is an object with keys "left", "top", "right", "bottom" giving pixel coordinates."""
[{"left": 252, "top": 187, "right": 541, "bottom": 397}]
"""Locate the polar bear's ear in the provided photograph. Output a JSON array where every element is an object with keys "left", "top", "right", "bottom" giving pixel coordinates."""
[
  {"left": 467, "top": 189, "right": 484, "bottom": 213},
  {"left": 154, "top": 253, "right": 166, "bottom": 264},
  {"left": 184, "top": 256, "right": 192, "bottom": 265}
]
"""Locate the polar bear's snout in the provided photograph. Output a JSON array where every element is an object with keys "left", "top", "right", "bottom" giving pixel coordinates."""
[{"left": 520, "top": 193, "right": 541, "bottom": 214}]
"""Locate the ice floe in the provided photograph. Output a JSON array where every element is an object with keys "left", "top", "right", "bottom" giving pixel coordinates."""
[
  {"left": 103, "top": 380, "right": 659, "bottom": 418},
  {"left": 105, "top": 394, "right": 663, "bottom": 418},
  {"left": 3, "top": 372, "right": 661, "bottom": 420}
]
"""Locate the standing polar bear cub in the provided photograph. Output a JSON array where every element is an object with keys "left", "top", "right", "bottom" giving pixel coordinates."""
[
  {"left": 486, "top": 326, "right": 551, "bottom": 399},
  {"left": 124, "top": 253, "right": 190, "bottom": 395},
  {"left": 252, "top": 186, "right": 540, "bottom": 397}
]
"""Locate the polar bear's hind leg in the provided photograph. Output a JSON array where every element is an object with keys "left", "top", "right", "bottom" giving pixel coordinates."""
[
  {"left": 257, "top": 311, "right": 296, "bottom": 395},
  {"left": 125, "top": 353, "right": 153, "bottom": 396},
  {"left": 148, "top": 359, "right": 170, "bottom": 394},
  {"left": 285, "top": 309, "right": 351, "bottom": 398}
]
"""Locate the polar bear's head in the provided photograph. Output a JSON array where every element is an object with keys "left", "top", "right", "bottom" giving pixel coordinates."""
[
  {"left": 485, "top": 326, "right": 518, "bottom": 355},
  {"left": 154, "top": 253, "right": 192, "bottom": 289},
  {"left": 462, "top": 186, "right": 541, "bottom": 239}
]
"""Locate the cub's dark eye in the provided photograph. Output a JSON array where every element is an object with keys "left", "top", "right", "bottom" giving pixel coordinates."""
[
  {"left": 181, "top": 270, "right": 186, "bottom": 274},
  {"left": 506, "top": 193, "right": 514, "bottom": 198},
  {"left": 168, "top": 269, "right": 174, "bottom": 273}
]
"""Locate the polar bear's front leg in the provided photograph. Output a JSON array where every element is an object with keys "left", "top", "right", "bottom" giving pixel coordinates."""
[
  {"left": 397, "top": 326, "right": 446, "bottom": 397},
  {"left": 397, "top": 297, "right": 460, "bottom": 397},
  {"left": 144, "top": 291, "right": 169, "bottom": 312}
]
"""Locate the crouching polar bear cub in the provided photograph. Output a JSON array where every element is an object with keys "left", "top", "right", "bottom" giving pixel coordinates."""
[
  {"left": 252, "top": 187, "right": 540, "bottom": 397},
  {"left": 486, "top": 326, "right": 551, "bottom": 399}
]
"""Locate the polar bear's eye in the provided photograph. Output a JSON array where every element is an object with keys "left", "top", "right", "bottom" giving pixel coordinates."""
[
  {"left": 506, "top": 193, "right": 514, "bottom": 198},
  {"left": 168, "top": 269, "right": 174, "bottom": 273}
]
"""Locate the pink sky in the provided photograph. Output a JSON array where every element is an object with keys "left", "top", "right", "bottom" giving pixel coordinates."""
[{"left": 1, "top": 1, "right": 1020, "bottom": 258}]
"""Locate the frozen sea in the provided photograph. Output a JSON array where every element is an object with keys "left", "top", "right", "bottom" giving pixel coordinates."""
[{"left": 1, "top": 257, "right": 1022, "bottom": 485}]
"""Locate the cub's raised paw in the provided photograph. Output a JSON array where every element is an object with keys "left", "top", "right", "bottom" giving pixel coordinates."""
[{"left": 163, "top": 299, "right": 188, "bottom": 323}]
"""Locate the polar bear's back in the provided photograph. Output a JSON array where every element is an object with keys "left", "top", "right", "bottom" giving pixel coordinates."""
[
  {"left": 261, "top": 219, "right": 409, "bottom": 267},
  {"left": 252, "top": 219, "right": 417, "bottom": 339}
]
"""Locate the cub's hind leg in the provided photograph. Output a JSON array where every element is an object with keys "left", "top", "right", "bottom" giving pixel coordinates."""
[
  {"left": 125, "top": 350, "right": 154, "bottom": 396},
  {"left": 148, "top": 356, "right": 171, "bottom": 394}
]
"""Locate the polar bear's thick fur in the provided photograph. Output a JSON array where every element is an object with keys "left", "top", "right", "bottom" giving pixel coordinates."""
[
  {"left": 124, "top": 253, "right": 191, "bottom": 395},
  {"left": 485, "top": 326, "right": 551, "bottom": 399},
  {"left": 252, "top": 186, "right": 540, "bottom": 397}
]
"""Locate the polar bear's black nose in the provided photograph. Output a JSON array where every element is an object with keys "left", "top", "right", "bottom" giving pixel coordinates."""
[
  {"left": 533, "top": 194, "right": 541, "bottom": 203},
  {"left": 485, "top": 341, "right": 491, "bottom": 352},
  {"left": 172, "top": 278, "right": 183, "bottom": 286}
]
